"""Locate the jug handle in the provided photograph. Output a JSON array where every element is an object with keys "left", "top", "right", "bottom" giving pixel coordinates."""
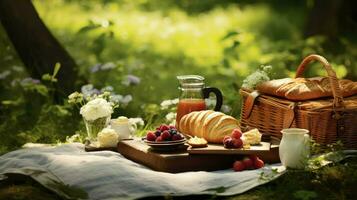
[
  {"left": 130, "top": 122, "right": 137, "bottom": 133},
  {"left": 203, "top": 87, "right": 223, "bottom": 111}
]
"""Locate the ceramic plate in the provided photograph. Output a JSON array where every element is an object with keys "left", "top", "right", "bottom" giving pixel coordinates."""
[{"left": 143, "top": 138, "right": 187, "bottom": 151}]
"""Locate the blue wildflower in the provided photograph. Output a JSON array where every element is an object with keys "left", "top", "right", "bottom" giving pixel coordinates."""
[
  {"left": 90, "top": 64, "right": 102, "bottom": 73},
  {"left": 81, "top": 84, "right": 96, "bottom": 97},
  {"left": 20, "top": 77, "right": 40, "bottom": 86},
  {"left": 122, "top": 74, "right": 141, "bottom": 86}
]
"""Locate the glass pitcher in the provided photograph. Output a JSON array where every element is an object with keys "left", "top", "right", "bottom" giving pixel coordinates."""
[{"left": 175, "top": 75, "right": 223, "bottom": 126}]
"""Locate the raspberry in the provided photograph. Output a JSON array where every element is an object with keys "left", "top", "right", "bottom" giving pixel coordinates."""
[
  {"left": 159, "top": 125, "right": 170, "bottom": 132},
  {"left": 242, "top": 157, "right": 253, "bottom": 169},
  {"left": 223, "top": 137, "right": 234, "bottom": 148},
  {"left": 169, "top": 125, "right": 176, "bottom": 130},
  {"left": 231, "top": 128, "right": 242, "bottom": 139},
  {"left": 233, "top": 161, "right": 245, "bottom": 172},
  {"left": 146, "top": 131, "right": 157, "bottom": 141},
  {"left": 161, "top": 130, "right": 171, "bottom": 140},
  {"left": 232, "top": 138, "right": 243, "bottom": 148},
  {"left": 172, "top": 134, "right": 183, "bottom": 141},
  {"left": 254, "top": 158, "right": 265, "bottom": 169},
  {"left": 154, "top": 130, "right": 161, "bottom": 137},
  {"left": 155, "top": 136, "right": 163, "bottom": 142}
]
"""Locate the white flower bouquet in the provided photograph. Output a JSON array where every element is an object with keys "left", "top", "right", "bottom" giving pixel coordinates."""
[
  {"left": 80, "top": 98, "right": 113, "bottom": 140},
  {"left": 68, "top": 89, "right": 119, "bottom": 141}
]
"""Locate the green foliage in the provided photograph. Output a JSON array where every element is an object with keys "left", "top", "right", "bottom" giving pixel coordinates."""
[
  {"left": 0, "top": 64, "right": 81, "bottom": 154},
  {"left": 1, "top": 0, "right": 357, "bottom": 153}
]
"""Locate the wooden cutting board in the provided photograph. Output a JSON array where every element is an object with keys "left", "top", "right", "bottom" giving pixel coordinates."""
[
  {"left": 187, "top": 142, "right": 271, "bottom": 155},
  {"left": 117, "top": 138, "right": 280, "bottom": 173}
]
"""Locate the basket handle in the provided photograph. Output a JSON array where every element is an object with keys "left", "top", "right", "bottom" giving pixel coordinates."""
[{"left": 295, "top": 54, "right": 344, "bottom": 107}]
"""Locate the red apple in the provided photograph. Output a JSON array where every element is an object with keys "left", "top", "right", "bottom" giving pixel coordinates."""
[
  {"left": 254, "top": 158, "right": 265, "bottom": 169},
  {"left": 231, "top": 128, "right": 242, "bottom": 139},
  {"left": 242, "top": 157, "right": 253, "bottom": 169},
  {"left": 232, "top": 138, "right": 243, "bottom": 148},
  {"left": 233, "top": 161, "right": 245, "bottom": 172}
]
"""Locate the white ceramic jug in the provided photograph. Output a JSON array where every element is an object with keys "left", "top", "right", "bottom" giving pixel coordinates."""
[
  {"left": 279, "top": 128, "right": 310, "bottom": 169},
  {"left": 110, "top": 116, "right": 137, "bottom": 140}
]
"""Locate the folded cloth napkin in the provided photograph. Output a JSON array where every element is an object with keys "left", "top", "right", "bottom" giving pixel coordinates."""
[{"left": 0, "top": 143, "right": 284, "bottom": 200}]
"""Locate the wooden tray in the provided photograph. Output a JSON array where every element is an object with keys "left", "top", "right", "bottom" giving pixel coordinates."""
[
  {"left": 117, "top": 138, "right": 280, "bottom": 173},
  {"left": 187, "top": 142, "right": 271, "bottom": 155}
]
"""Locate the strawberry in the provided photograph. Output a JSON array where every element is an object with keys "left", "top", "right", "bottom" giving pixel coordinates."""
[
  {"left": 161, "top": 130, "right": 171, "bottom": 140},
  {"left": 159, "top": 125, "right": 170, "bottom": 132},
  {"left": 233, "top": 161, "right": 245, "bottom": 172},
  {"left": 155, "top": 136, "right": 163, "bottom": 142},
  {"left": 232, "top": 138, "right": 243, "bottom": 148},
  {"left": 146, "top": 131, "right": 157, "bottom": 141},
  {"left": 231, "top": 128, "right": 242, "bottom": 139},
  {"left": 242, "top": 157, "right": 253, "bottom": 169},
  {"left": 254, "top": 158, "right": 265, "bottom": 169}
]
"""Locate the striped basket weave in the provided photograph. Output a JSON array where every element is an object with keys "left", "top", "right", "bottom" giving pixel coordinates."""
[{"left": 240, "top": 55, "right": 357, "bottom": 149}]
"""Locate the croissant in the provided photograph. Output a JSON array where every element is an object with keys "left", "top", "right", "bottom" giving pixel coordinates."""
[{"left": 178, "top": 110, "right": 240, "bottom": 143}]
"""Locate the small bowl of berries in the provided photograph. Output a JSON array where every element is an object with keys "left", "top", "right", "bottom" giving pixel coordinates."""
[{"left": 144, "top": 124, "right": 187, "bottom": 151}]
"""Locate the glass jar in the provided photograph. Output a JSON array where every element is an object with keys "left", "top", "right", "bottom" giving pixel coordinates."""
[
  {"left": 175, "top": 75, "right": 223, "bottom": 126},
  {"left": 83, "top": 115, "right": 111, "bottom": 141}
]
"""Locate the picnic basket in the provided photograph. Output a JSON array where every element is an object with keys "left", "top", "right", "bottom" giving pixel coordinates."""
[{"left": 240, "top": 54, "right": 357, "bottom": 149}]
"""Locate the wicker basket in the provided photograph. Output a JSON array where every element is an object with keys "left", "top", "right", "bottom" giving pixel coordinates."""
[{"left": 240, "top": 54, "right": 357, "bottom": 149}]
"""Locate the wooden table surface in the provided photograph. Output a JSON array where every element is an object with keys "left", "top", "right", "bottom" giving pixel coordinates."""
[{"left": 117, "top": 139, "right": 280, "bottom": 173}]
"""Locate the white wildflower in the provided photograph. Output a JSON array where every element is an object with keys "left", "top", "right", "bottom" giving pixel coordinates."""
[
  {"left": 242, "top": 65, "right": 272, "bottom": 90},
  {"left": 129, "top": 117, "right": 145, "bottom": 127},
  {"left": 160, "top": 98, "right": 179, "bottom": 110},
  {"left": 165, "top": 112, "right": 176, "bottom": 124},
  {"left": 80, "top": 98, "right": 113, "bottom": 121}
]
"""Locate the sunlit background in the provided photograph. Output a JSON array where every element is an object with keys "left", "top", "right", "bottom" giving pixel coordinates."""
[{"left": 1, "top": 0, "right": 356, "bottom": 153}]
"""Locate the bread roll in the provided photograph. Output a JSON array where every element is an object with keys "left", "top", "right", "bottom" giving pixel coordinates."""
[{"left": 178, "top": 110, "right": 240, "bottom": 143}]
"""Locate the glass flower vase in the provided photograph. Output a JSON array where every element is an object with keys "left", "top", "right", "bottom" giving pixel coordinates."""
[{"left": 83, "top": 115, "right": 111, "bottom": 141}]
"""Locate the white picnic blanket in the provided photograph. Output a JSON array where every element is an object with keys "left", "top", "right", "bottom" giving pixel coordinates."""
[{"left": 0, "top": 143, "right": 285, "bottom": 200}]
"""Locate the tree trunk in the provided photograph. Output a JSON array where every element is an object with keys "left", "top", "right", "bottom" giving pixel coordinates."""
[
  {"left": 0, "top": 0, "right": 79, "bottom": 97},
  {"left": 304, "top": 0, "right": 342, "bottom": 38}
]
